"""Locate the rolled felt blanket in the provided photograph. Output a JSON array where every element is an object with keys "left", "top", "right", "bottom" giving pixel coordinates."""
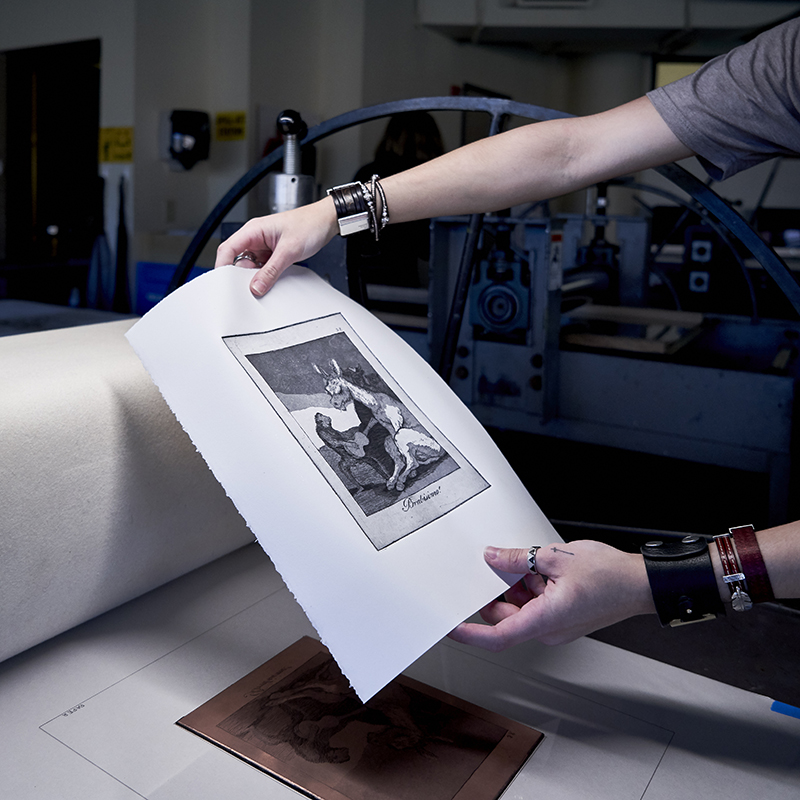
[{"left": 0, "top": 319, "right": 253, "bottom": 663}]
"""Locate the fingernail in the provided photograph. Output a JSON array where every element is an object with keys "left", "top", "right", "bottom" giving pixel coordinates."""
[
  {"left": 251, "top": 279, "right": 267, "bottom": 296},
  {"left": 484, "top": 546, "right": 500, "bottom": 562}
]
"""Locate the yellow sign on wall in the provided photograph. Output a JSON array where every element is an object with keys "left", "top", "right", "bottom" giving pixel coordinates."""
[
  {"left": 216, "top": 111, "right": 246, "bottom": 141},
  {"left": 99, "top": 127, "right": 134, "bottom": 163},
  {"left": 654, "top": 62, "right": 703, "bottom": 89}
]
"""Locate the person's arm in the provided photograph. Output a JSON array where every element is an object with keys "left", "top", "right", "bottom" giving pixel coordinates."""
[
  {"left": 216, "top": 96, "right": 694, "bottom": 296},
  {"left": 708, "top": 520, "right": 800, "bottom": 602},
  {"left": 448, "top": 540, "right": 656, "bottom": 650},
  {"left": 450, "top": 522, "right": 800, "bottom": 652}
]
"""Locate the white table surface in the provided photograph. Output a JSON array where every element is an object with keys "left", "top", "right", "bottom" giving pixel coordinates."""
[{"left": 2, "top": 543, "right": 798, "bottom": 799}]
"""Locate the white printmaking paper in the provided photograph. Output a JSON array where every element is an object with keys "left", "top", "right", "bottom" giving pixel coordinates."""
[{"left": 126, "top": 265, "right": 561, "bottom": 701}]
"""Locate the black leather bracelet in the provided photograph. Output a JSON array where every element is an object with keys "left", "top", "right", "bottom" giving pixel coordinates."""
[
  {"left": 641, "top": 536, "right": 724, "bottom": 627},
  {"left": 327, "top": 182, "right": 371, "bottom": 237},
  {"left": 329, "top": 188, "right": 349, "bottom": 218},
  {"left": 326, "top": 178, "right": 389, "bottom": 240}
]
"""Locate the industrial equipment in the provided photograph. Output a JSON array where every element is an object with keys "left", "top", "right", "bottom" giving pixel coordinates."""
[
  {"left": 173, "top": 97, "right": 800, "bottom": 528},
  {"left": 425, "top": 207, "right": 800, "bottom": 525},
  {"left": 265, "top": 110, "right": 315, "bottom": 214}
]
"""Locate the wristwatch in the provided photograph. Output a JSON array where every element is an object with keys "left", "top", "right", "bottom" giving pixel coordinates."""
[{"left": 641, "top": 536, "right": 724, "bottom": 627}]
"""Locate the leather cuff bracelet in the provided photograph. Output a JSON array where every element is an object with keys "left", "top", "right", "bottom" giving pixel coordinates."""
[
  {"left": 327, "top": 176, "right": 389, "bottom": 239},
  {"left": 641, "top": 535, "right": 724, "bottom": 627},
  {"left": 714, "top": 532, "right": 753, "bottom": 612},
  {"left": 729, "top": 524, "right": 775, "bottom": 603},
  {"left": 328, "top": 181, "right": 371, "bottom": 236}
]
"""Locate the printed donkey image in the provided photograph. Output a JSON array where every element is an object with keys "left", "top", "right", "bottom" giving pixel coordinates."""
[
  {"left": 225, "top": 315, "right": 488, "bottom": 549},
  {"left": 314, "top": 359, "right": 446, "bottom": 494},
  {"left": 239, "top": 328, "right": 459, "bottom": 520}
]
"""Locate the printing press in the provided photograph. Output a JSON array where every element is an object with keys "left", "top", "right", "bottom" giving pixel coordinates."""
[{"left": 3, "top": 97, "right": 800, "bottom": 798}]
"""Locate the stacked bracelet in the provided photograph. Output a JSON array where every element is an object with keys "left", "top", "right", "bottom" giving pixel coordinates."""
[
  {"left": 327, "top": 176, "right": 390, "bottom": 240},
  {"left": 714, "top": 532, "right": 753, "bottom": 612},
  {"left": 729, "top": 524, "right": 775, "bottom": 604},
  {"left": 328, "top": 182, "right": 369, "bottom": 236},
  {"left": 642, "top": 525, "right": 775, "bottom": 625}
]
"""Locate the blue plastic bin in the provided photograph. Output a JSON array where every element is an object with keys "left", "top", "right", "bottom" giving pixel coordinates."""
[{"left": 135, "top": 262, "right": 209, "bottom": 314}]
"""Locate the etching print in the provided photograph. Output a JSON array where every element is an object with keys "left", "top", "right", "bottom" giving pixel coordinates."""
[{"left": 224, "top": 313, "right": 489, "bottom": 549}]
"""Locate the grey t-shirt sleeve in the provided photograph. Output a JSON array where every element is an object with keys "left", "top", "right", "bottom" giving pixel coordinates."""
[{"left": 647, "top": 19, "right": 800, "bottom": 181}]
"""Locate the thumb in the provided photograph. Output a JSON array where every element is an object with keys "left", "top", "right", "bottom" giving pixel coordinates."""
[
  {"left": 484, "top": 546, "right": 531, "bottom": 575},
  {"left": 250, "top": 254, "right": 292, "bottom": 297}
]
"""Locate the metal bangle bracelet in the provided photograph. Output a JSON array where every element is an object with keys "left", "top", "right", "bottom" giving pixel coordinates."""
[{"left": 233, "top": 250, "right": 264, "bottom": 267}]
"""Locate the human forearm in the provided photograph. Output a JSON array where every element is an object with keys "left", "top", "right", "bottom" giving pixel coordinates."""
[
  {"left": 449, "top": 541, "right": 656, "bottom": 651},
  {"left": 709, "top": 521, "right": 800, "bottom": 603},
  {"left": 381, "top": 96, "right": 694, "bottom": 225},
  {"left": 758, "top": 522, "right": 800, "bottom": 598},
  {"left": 219, "top": 96, "right": 693, "bottom": 295},
  {"left": 451, "top": 519, "right": 800, "bottom": 653},
  {"left": 380, "top": 122, "right": 577, "bottom": 223}
]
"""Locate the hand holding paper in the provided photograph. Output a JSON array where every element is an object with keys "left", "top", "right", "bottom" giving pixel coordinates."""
[
  {"left": 126, "top": 265, "right": 560, "bottom": 701},
  {"left": 450, "top": 541, "right": 656, "bottom": 651},
  {"left": 215, "top": 200, "right": 339, "bottom": 296}
]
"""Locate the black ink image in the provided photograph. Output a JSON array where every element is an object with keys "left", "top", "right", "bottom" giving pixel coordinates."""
[
  {"left": 177, "top": 637, "right": 543, "bottom": 800},
  {"left": 313, "top": 358, "right": 449, "bottom": 495},
  {"left": 224, "top": 315, "right": 489, "bottom": 550},
  {"left": 249, "top": 335, "right": 458, "bottom": 515}
]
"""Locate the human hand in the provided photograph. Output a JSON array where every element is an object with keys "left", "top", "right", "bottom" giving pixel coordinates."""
[
  {"left": 215, "top": 198, "right": 339, "bottom": 296},
  {"left": 449, "top": 540, "right": 655, "bottom": 651}
]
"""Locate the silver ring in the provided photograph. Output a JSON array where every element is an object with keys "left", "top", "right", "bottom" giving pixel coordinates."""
[
  {"left": 233, "top": 250, "right": 264, "bottom": 268},
  {"left": 527, "top": 546, "right": 541, "bottom": 574}
]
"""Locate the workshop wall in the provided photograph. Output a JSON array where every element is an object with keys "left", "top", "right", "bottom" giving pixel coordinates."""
[
  {"left": 0, "top": 0, "right": 135, "bottom": 129},
  {"left": 361, "top": 0, "right": 570, "bottom": 167},
  {"left": 0, "top": 0, "right": 135, "bottom": 273},
  {"left": 249, "top": 0, "right": 367, "bottom": 200},
  {"left": 132, "top": 0, "right": 252, "bottom": 268},
  {"left": 2, "top": 0, "right": 800, "bottom": 287}
]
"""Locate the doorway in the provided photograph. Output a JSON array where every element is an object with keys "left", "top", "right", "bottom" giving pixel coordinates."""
[{"left": 1, "top": 38, "right": 101, "bottom": 304}]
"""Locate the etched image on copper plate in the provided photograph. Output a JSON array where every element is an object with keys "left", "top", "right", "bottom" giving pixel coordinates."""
[
  {"left": 224, "top": 314, "right": 489, "bottom": 550},
  {"left": 177, "top": 637, "right": 543, "bottom": 800}
]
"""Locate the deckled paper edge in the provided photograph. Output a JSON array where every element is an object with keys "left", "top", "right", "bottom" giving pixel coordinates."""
[{"left": 125, "top": 265, "right": 561, "bottom": 701}]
